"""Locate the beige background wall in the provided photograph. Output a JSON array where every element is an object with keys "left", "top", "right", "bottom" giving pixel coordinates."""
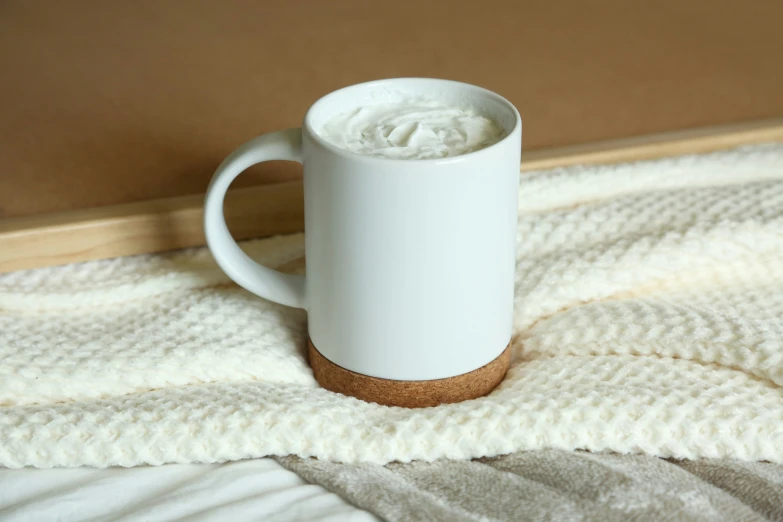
[{"left": 1, "top": 0, "right": 782, "bottom": 219}]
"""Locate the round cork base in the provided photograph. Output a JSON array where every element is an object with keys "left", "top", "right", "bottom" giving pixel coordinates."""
[{"left": 308, "top": 339, "right": 511, "bottom": 408}]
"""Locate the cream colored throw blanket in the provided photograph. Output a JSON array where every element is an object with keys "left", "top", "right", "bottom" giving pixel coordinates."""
[{"left": 1, "top": 144, "right": 782, "bottom": 468}]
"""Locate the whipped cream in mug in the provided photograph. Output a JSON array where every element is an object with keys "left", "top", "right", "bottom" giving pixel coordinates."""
[{"left": 317, "top": 97, "right": 505, "bottom": 160}]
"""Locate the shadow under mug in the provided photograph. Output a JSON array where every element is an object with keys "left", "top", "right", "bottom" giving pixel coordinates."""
[{"left": 204, "top": 78, "right": 521, "bottom": 407}]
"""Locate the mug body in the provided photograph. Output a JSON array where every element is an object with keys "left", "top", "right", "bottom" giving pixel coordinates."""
[{"left": 302, "top": 79, "right": 521, "bottom": 383}]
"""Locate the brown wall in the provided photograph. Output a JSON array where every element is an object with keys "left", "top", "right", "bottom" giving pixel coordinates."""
[{"left": 1, "top": 0, "right": 781, "bottom": 218}]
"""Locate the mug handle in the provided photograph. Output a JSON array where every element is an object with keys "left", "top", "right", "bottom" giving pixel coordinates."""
[{"left": 203, "top": 128, "right": 306, "bottom": 309}]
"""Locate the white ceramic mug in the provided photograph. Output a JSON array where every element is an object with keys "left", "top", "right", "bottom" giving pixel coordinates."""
[{"left": 204, "top": 78, "right": 521, "bottom": 405}]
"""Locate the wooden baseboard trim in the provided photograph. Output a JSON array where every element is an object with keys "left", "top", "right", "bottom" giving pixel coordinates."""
[
  {"left": 520, "top": 118, "right": 783, "bottom": 171},
  {"left": 2, "top": 118, "right": 782, "bottom": 273},
  {"left": 0, "top": 182, "right": 305, "bottom": 273}
]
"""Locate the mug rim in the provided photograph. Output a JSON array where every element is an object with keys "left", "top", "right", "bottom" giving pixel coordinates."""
[{"left": 303, "top": 77, "right": 522, "bottom": 165}]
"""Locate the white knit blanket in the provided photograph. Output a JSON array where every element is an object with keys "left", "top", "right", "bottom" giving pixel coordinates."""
[{"left": 2, "top": 145, "right": 783, "bottom": 468}]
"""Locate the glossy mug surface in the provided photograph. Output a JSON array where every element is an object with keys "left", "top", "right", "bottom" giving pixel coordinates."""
[{"left": 204, "top": 78, "right": 521, "bottom": 386}]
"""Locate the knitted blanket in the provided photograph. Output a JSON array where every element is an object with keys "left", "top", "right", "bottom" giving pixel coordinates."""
[{"left": 1, "top": 144, "right": 782, "bottom": 468}]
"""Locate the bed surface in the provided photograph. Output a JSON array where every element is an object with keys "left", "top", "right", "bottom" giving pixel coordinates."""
[{"left": 0, "top": 459, "right": 376, "bottom": 522}]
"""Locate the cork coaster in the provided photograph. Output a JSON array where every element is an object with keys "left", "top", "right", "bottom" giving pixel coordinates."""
[{"left": 308, "top": 340, "right": 511, "bottom": 408}]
